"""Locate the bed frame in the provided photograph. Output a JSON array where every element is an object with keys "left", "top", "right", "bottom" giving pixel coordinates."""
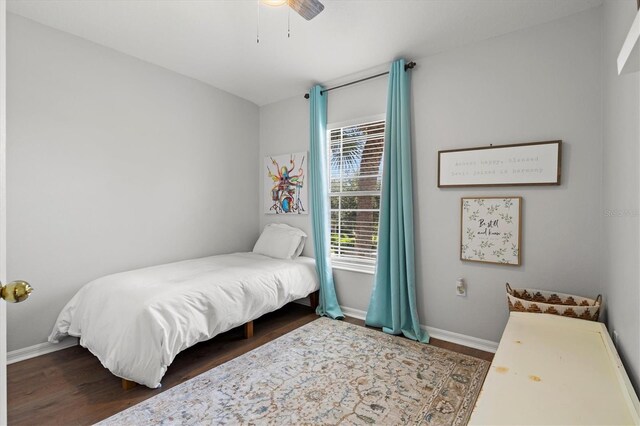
[{"left": 121, "top": 290, "right": 320, "bottom": 390}]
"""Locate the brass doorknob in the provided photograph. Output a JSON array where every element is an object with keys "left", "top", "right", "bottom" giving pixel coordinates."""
[{"left": 0, "top": 280, "right": 33, "bottom": 303}]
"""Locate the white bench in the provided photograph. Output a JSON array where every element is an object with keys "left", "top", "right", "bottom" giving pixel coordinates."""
[{"left": 470, "top": 312, "right": 640, "bottom": 425}]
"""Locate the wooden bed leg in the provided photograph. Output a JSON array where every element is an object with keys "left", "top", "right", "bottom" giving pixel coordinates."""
[
  {"left": 122, "top": 379, "right": 137, "bottom": 390},
  {"left": 309, "top": 290, "right": 319, "bottom": 311},
  {"left": 243, "top": 321, "right": 254, "bottom": 339}
]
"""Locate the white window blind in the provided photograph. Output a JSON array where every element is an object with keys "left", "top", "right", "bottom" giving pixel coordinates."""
[{"left": 328, "top": 119, "right": 385, "bottom": 272}]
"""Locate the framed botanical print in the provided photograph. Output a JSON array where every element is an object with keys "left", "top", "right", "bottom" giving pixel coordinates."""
[{"left": 461, "top": 197, "right": 522, "bottom": 266}]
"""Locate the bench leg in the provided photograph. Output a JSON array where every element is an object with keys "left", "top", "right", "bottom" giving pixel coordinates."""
[
  {"left": 122, "top": 379, "right": 137, "bottom": 390},
  {"left": 243, "top": 321, "right": 254, "bottom": 339},
  {"left": 309, "top": 290, "right": 319, "bottom": 311}
]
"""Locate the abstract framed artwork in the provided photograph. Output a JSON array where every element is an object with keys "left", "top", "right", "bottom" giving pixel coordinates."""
[
  {"left": 438, "top": 141, "right": 561, "bottom": 187},
  {"left": 264, "top": 152, "right": 308, "bottom": 214},
  {"left": 460, "top": 197, "right": 522, "bottom": 266}
]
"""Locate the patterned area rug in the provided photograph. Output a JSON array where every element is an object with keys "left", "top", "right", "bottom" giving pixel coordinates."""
[{"left": 100, "top": 318, "right": 489, "bottom": 425}]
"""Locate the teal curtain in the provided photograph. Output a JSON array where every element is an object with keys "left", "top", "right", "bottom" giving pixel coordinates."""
[
  {"left": 365, "top": 60, "right": 429, "bottom": 343},
  {"left": 309, "top": 85, "right": 344, "bottom": 319}
]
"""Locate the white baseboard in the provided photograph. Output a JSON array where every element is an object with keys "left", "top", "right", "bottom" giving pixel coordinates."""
[
  {"left": 424, "top": 325, "right": 498, "bottom": 353},
  {"left": 7, "top": 303, "right": 498, "bottom": 365},
  {"left": 340, "top": 305, "right": 498, "bottom": 354},
  {"left": 339, "top": 305, "right": 368, "bottom": 321},
  {"left": 8, "top": 299, "right": 312, "bottom": 365},
  {"left": 7, "top": 338, "right": 78, "bottom": 365}
]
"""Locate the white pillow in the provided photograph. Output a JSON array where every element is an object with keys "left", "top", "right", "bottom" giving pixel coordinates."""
[
  {"left": 271, "top": 223, "right": 307, "bottom": 257},
  {"left": 253, "top": 224, "right": 307, "bottom": 260}
]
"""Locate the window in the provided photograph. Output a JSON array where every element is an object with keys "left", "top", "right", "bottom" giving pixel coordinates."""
[{"left": 329, "top": 118, "right": 385, "bottom": 273}]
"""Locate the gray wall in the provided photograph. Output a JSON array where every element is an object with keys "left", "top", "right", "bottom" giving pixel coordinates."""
[
  {"left": 6, "top": 14, "right": 260, "bottom": 351},
  {"left": 259, "top": 7, "right": 604, "bottom": 344},
  {"left": 602, "top": 0, "right": 639, "bottom": 391}
]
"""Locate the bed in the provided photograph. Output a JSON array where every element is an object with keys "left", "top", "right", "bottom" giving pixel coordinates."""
[{"left": 49, "top": 251, "right": 319, "bottom": 389}]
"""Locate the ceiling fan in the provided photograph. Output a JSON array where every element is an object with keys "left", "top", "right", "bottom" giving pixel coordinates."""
[{"left": 260, "top": 0, "right": 325, "bottom": 21}]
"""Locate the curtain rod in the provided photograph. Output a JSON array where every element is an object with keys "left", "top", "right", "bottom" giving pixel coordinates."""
[{"left": 303, "top": 61, "right": 416, "bottom": 99}]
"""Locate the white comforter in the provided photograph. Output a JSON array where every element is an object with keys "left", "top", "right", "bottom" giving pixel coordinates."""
[{"left": 49, "top": 252, "right": 319, "bottom": 388}]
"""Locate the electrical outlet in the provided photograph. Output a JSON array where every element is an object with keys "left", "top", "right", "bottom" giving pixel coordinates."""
[
  {"left": 456, "top": 278, "right": 466, "bottom": 297},
  {"left": 612, "top": 330, "right": 619, "bottom": 348}
]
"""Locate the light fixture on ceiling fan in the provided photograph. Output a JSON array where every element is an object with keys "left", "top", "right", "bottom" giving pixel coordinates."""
[
  {"left": 256, "top": 0, "right": 324, "bottom": 42},
  {"left": 260, "top": 0, "right": 325, "bottom": 21}
]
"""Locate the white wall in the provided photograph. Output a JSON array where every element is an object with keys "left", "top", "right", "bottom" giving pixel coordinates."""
[
  {"left": 602, "top": 0, "right": 640, "bottom": 391},
  {"left": 259, "top": 76, "right": 389, "bottom": 311},
  {"left": 259, "top": 7, "right": 604, "bottom": 342},
  {"left": 6, "top": 14, "right": 260, "bottom": 352},
  {"left": 1, "top": 1, "right": 9, "bottom": 421},
  {"left": 415, "top": 7, "right": 603, "bottom": 344}
]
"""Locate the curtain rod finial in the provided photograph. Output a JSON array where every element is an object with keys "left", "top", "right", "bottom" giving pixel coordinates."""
[
  {"left": 304, "top": 93, "right": 310, "bottom": 99},
  {"left": 404, "top": 61, "right": 416, "bottom": 71}
]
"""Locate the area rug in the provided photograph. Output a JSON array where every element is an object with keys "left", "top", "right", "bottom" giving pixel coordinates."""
[{"left": 99, "top": 318, "right": 489, "bottom": 425}]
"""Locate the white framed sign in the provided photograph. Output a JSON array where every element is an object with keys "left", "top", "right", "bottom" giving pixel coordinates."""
[
  {"left": 461, "top": 197, "right": 521, "bottom": 266},
  {"left": 439, "top": 141, "right": 561, "bottom": 187}
]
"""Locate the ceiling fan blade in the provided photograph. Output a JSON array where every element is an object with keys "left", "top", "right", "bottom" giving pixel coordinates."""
[{"left": 288, "top": 0, "right": 324, "bottom": 21}]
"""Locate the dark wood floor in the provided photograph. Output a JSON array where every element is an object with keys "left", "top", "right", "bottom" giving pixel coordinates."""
[{"left": 8, "top": 303, "right": 493, "bottom": 425}]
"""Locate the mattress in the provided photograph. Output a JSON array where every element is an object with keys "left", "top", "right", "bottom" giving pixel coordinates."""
[{"left": 49, "top": 252, "right": 319, "bottom": 388}]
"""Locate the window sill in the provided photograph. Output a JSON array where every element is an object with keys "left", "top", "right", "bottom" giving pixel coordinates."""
[{"left": 331, "top": 261, "right": 375, "bottom": 275}]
